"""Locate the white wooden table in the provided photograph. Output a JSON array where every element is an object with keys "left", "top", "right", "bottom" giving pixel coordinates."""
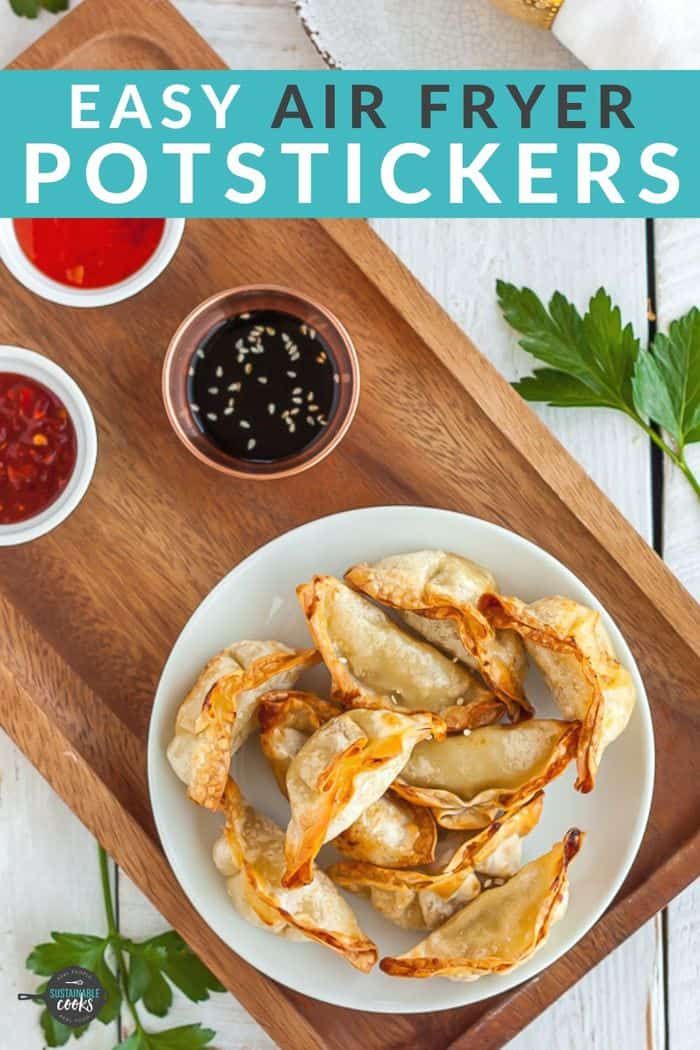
[{"left": 1, "top": 3, "right": 698, "bottom": 1048}]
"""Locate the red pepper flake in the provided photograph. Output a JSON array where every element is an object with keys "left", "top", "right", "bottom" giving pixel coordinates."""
[
  {"left": 13, "top": 218, "right": 165, "bottom": 290},
  {"left": 0, "top": 373, "right": 77, "bottom": 524}
]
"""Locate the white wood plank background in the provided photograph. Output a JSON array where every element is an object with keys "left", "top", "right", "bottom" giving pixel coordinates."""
[{"left": 0, "top": 3, "right": 697, "bottom": 1049}]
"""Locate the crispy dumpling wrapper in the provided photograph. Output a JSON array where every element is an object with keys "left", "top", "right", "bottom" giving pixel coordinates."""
[
  {"left": 380, "top": 828, "right": 583, "bottom": 979},
  {"left": 283, "top": 707, "right": 446, "bottom": 888},
  {"left": 345, "top": 551, "right": 530, "bottom": 721},
  {"left": 213, "top": 780, "right": 377, "bottom": 972},
  {"left": 297, "top": 575, "right": 503, "bottom": 730},
  {"left": 334, "top": 791, "right": 437, "bottom": 869},
  {"left": 394, "top": 720, "right": 579, "bottom": 829},
  {"left": 329, "top": 793, "right": 543, "bottom": 931},
  {"left": 167, "top": 641, "right": 319, "bottom": 810},
  {"left": 259, "top": 690, "right": 344, "bottom": 795},
  {"left": 259, "top": 689, "right": 437, "bottom": 868},
  {"left": 479, "top": 594, "right": 636, "bottom": 792}
]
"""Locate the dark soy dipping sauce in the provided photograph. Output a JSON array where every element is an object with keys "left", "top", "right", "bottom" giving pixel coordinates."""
[{"left": 187, "top": 309, "right": 338, "bottom": 462}]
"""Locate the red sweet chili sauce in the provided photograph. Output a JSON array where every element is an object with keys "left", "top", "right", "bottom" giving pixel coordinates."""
[
  {"left": 13, "top": 218, "right": 165, "bottom": 289},
  {"left": 0, "top": 373, "right": 77, "bottom": 525}
]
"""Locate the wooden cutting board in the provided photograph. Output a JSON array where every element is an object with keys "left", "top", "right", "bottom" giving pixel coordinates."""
[{"left": 3, "top": 1, "right": 699, "bottom": 1047}]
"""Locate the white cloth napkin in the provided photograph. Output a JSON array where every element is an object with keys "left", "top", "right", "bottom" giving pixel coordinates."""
[{"left": 553, "top": 0, "right": 699, "bottom": 69}]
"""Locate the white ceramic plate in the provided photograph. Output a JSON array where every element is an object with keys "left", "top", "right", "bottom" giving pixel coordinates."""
[
  {"left": 295, "top": 0, "right": 578, "bottom": 69},
  {"left": 148, "top": 506, "right": 653, "bottom": 1013}
]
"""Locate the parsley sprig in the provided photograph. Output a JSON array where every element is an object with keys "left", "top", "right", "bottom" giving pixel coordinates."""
[
  {"left": 497, "top": 281, "right": 700, "bottom": 499},
  {"left": 26, "top": 845, "right": 224, "bottom": 1049},
  {"left": 9, "top": 0, "right": 68, "bottom": 16}
]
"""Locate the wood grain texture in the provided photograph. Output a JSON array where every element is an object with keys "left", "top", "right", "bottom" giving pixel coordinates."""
[{"left": 0, "top": 3, "right": 698, "bottom": 1050}]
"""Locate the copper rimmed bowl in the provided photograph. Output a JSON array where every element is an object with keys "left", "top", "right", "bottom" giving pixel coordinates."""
[{"left": 162, "top": 285, "right": 360, "bottom": 480}]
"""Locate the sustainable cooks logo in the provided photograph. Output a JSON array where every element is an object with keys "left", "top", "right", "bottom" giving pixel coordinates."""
[{"left": 18, "top": 965, "right": 107, "bottom": 1028}]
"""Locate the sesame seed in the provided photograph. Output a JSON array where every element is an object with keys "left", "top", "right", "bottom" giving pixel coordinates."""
[
  {"left": 247, "top": 438, "right": 256, "bottom": 451},
  {"left": 206, "top": 412, "right": 217, "bottom": 422},
  {"left": 188, "top": 366, "right": 195, "bottom": 377},
  {"left": 267, "top": 403, "right": 276, "bottom": 415},
  {"left": 228, "top": 382, "right": 241, "bottom": 392},
  {"left": 286, "top": 371, "right": 296, "bottom": 378},
  {"left": 266, "top": 327, "right": 275, "bottom": 335},
  {"left": 239, "top": 420, "right": 251, "bottom": 429},
  {"left": 306, "top": 415, "right": 315, "bottom": 425},
  {"left": 292, "top": 396, "right": 303, "bottom": 405},
  {"left": 290, "top": 407, "right": 300, "bottom": 416},
  {"left": 196, "top": 348, "right": 205, "bottom": 359},
  {"left": 257, "top": 376, "right": 268, "bottom": 384},
  {"left": 333, "top": 373, "right": 340, "bottom": 383},
  {"left": 240, "top": 312, "right": 250, "bottom": 320},
  {"left": 244, "top": 363, "right": 253, "bottom": 375},
  {"left": 462, "top": 728, "right": 471, "bottom": 735},
  {"left": 215, "top": 365, "right": 223, "bottom": 378},
  {"left": 224, "top": 406, "right": 234, "bottom": 416},
  {"left": 317, "top": 415, "right": 327, "bottom": 425},
  {"left": 190, "top": 403, "right": 199, "bottom": 412},
  {"left": 309, "top": 328, "right": 316, "bottom": 339},
  {"left": 309, "top": 403, "right": 319, "bottom": 411},
  {"left": 292, "top": 387, "right": 302, "bottom": 395},
  {"left": 307, "top": 391, "right": 315, "bottom": 401},
  {"left": 208, "top": 386, "right": 219, "bottom": 395},
  {"left": 288, "top": 422, "right": 296, "bottom": 433},
  {"left": 456, "top": 698, "right": 465, "bottom": 706},
  {"left": 237, "top": 354, "right": 244, "bottom": 364}
]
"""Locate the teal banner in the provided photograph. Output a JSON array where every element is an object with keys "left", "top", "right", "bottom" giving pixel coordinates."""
[{"left": 0, "top": 71, "right": 694, "bottom": 217}]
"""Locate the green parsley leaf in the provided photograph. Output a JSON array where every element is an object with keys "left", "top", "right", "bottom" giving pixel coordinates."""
[
  {"left": 497, "top": 281, "right": 640, "bottom": 411},
  {"left": 496, "top": 280, "right": 589, "bottom": 380},
  {"left": 498, "top": 278, "right": 700, "bottom": 499},
  {"left": 8, "top": 0, "right": 68, "bottom": 15},
  {"left": 9, "top": 0, "right": 40, "bottom": 16},
  {"left": 633, "top": 306, "right": 700, "bottom": 451},
  {"left": 26, "top": 933, "right": 107, "bottom": 975},
  {"left": 513, "top": 368, "right": 616, "bottom": 408},
  {"left": 116, "top": 1024, "right": 217, "bottom": 1050},
  {"left": 127, "top": 947, "right": 173, "bottom": 1017},
  {"left": 26, "top": 932, "right": 121, "bottom": 1025},
  {"left": 123, "top": 932, "right": 224, "bottom": 1013}
]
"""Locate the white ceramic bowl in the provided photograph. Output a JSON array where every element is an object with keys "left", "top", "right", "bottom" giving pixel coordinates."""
[
  {"left": 148, "top": 506, "right": 654, "bottom": 1014},
  {"left": 0, "top": 218, "right": 185, "bottom": 308},
  {"left": 0, "top": 346, "right": 97, "bottom": 546}
]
